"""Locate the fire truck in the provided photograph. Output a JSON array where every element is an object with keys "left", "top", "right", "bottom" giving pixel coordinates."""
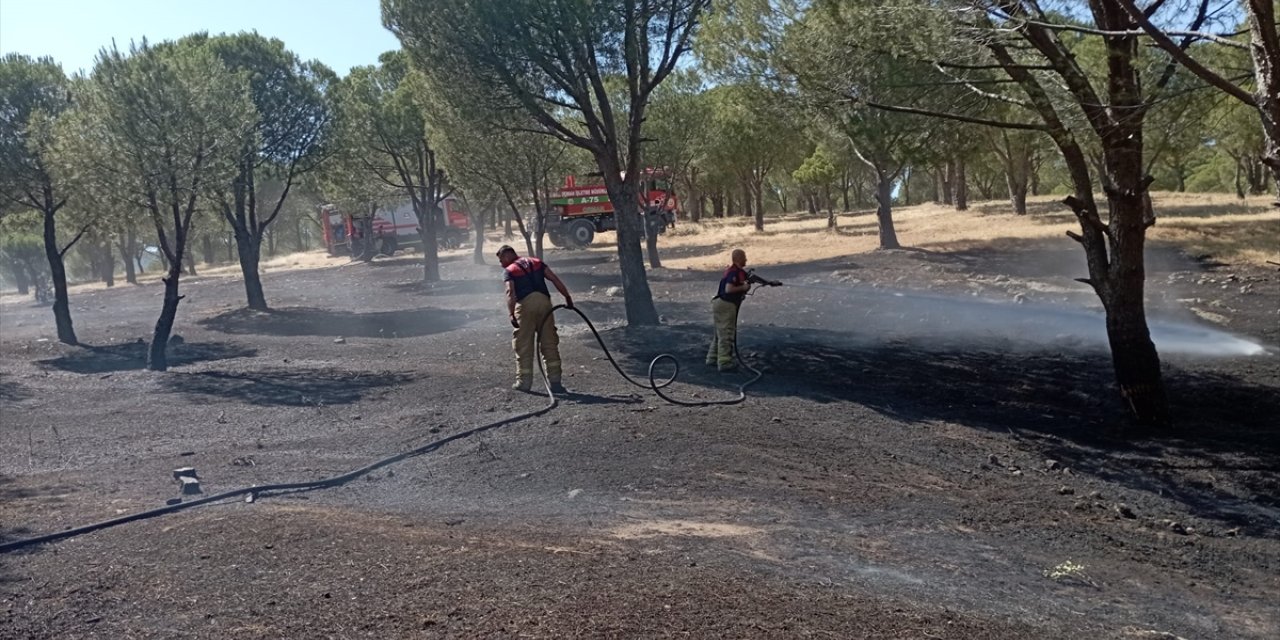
[
  {"left": 322, "top": 197, "right": 471, "bottom": 259},
  {"left": 543, "top": 168, "right": 678, "bottom": 248}
]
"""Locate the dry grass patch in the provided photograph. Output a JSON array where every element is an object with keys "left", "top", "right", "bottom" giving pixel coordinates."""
[{"left": 648, "top": 192, "right": 1278, "bottom": 269}]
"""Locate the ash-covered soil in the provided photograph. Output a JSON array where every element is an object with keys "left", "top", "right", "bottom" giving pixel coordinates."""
[{"left": 2, "top": 237, "right": 1278, "bottom": 639}]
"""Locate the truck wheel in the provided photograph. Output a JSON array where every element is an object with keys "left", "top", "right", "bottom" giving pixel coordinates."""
[
  {"left": 380, "top": 236, "right": 398, "bottom": 256},
  {"left": 568, "top": 220, "right": 595, "bottom": 247},
  {"left": 547, "top": 231, "right": 566, "bottom": 248}
]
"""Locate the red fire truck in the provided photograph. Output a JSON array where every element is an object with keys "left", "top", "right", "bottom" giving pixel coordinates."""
[
  {"left": 322, "top": 198, "right": 471, "bottom": 259},
  {"left": 544, "top": 168, "right": 678, "bottom": 248}
]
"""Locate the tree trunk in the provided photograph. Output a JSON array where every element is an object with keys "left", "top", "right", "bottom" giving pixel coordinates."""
[
  {"left": 12, "top": 262, "right": 30, "bottom": 295},
  {"left": 753, "top": 180, "right": 765, "bottom": 232},
  {"left": 1009, "top": 178, "right": 1028, "bottom": 215},
  {"left": 645, "top": 217, "right": 663, "bottom": 269},
  {"left": 119, "top": 230, "right": 138, "bottom": 285},
  {"left": 874, "top": 174, "right": 900, "bottom": 249},
  {"left": 954, "top": 157, "right": 969, "bottom": 211},
  {"left": 1246, "top": 157, "right": 1268, "bottom": 195},
  {"left": 941, "top": 161, "right": 955, "bottom": 205},
  {"left": 1005, "top": 158, "right": 1029, "bottom": 215},
  {"left": 100, "top": 242, "right": 115, "bottom": 287},
  {"left": 712, "top": 192, "right": 725, "bottom": 218},
  {"left": 201, "top": 235, "right": 216, "bottom": 265},
  {"left": 502, "top": 208, "right": 514, "bottom": 239},
  {"left": 41, "top": 209, "right": 77, "bottom": 345},
  {"left": 902, "top": 166, "right": 912, "bottom": 206},
  {"left": 416, "top": 200, "right": 440, "bottom": 282},
  {"left": 471, "top": 211, "right": 486, "bottom": 265},
  {"left": 1234, "top": 159, "right": 1246, "bottom": 199},
  {"left": 686, "top": 173, "right": 702, "bottom": 223},
  {"left": 535, "top": 204, "right": 545, "bottom": 257},
  {"left": 1029, "top": 152, "right": 1041, "bottom": 196},
  {"left": 148, "top": 269, "right": 183, "bottom": 371},
  {"left": 825, "top": 185, "right": 837, "bottom": 229},
  {"left": 1101, "top": 188, "right": 1168, "bottom": 426},
  {"left": 236, "top": 229, "right": 268, "bottom": 310},
  {"left": 601, "top": 166, "right": 659, "bottom": 326},
  {"left": 1245, "top": 1, "right": 1280, "bottom": 207},
  {"left": 505, "top": 197, "right": 535, "bottom": 258},
  {"left": 185, "top": 252, "right": 197, "bottom": 276}
]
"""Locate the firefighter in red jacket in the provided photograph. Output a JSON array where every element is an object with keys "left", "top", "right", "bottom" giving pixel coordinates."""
[
  {"left": 707, "top": 248, "right": 778, "bottom": 372},
  {"left": 498, "top": 245, "right": 574, "bottom": 392}
]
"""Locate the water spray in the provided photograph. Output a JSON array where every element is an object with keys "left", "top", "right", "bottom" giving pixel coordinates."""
[{"left": 776, "top": 280, "right": 1269, "bottom": 358}]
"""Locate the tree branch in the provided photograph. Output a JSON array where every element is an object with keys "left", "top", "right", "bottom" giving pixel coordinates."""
[
  {"left": 1015, "top": 19, "right": 1249, "bottom": 49},
  {"left": 58, "top": 223, "right": 91, "bottom": 257},
  {"left": 1115, "top": 0, "right": 1258, "bottom": 106},
  {"left": 843, "top": 96, "right": 1050, "bottom": 131}
]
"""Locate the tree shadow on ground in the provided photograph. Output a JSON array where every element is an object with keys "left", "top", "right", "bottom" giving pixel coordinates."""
[
  {"left": 38, "top": 341, "right": 258, "bottom": 374},
  {"left": 538, "top": 252, "right": 615, "bottom": 268},
  {"left": 917, "top": 236, "right": 1198, "bottom": 279},
  {"left": 648, "top": 242, "right": 733, "bottom": 261},
  {"left": 199, "top": 306, "right": 472, "bottom": 339},
  {"left": 970, "top": 199, "right": 1069, "bottom": 218},
  {"left": 754, "top": 221, "right": 881, "bottom": 237},
  {"left": 0, "top": 373, "right": 32, "bottom": 403},
  {"left": 0, "top": 474, "right": 68, "bottom": 549},
  {"left": 384, "top": 279, "right": 502, "bottom": 298},
  {"left": 601, "top": 323, "right": 1280, "bottom": 536},
  {"left": 160, "top": 368, "right": 417, "bottom": 407}
]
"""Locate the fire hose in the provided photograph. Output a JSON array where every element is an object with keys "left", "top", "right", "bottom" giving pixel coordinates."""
[{"left": 0, "top": 281, "right": 781, "bottom": 554}]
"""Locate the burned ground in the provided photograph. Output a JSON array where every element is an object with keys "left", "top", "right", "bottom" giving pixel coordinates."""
[{"left": 1, "top": 234, "right": 1278, "bottom": 639}]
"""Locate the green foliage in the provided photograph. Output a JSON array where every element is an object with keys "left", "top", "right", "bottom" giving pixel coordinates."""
[
  {"left": 327, "top": 50, "right": 436, "bottom": 215},
  {"left": 709, "top": 82, "right": 806, "bottom": 179},
  {"left": 385, "top": 0, "right": 707, "bottom": 169},
  {"left": 792, "top": 146, "right": 839, "bottom": 188},
  {"left": 0, "top": 54, "right": 70, "bottom": 215},
  {"left": 62, "top": 39, "right": 256, "bottom": 261}
]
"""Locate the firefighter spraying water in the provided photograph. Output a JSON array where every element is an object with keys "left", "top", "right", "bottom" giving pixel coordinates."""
[{"left": 707, "top": 249, "right": 782, "bottom": 372}]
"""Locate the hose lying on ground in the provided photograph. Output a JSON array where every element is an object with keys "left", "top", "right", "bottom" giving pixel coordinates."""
[
  {"left": 553, "top": 303, "right": 764, "bottom": 406},
  {"left": 0, "top": 299, "right": 768, "bottom": 554}
]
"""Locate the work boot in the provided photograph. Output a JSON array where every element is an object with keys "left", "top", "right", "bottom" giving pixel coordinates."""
[
  {"left": 512, "top": 379, "right": 532, "bottom": 392},
  {"left": 718, "top": 364, "right": 739, "bottom": 373},
  {"left": 549, "top": 381, "right": 568, "bottom": 394}
]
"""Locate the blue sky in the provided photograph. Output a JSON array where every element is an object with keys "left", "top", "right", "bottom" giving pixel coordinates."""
[{"left": 0, "top": 0, "right": 401, "bottom": 76}]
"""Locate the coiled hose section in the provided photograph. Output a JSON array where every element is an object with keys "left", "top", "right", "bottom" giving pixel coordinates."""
[
  {"left": 551, "top": 303, "right": 763, "bottom": 406},
  {"left": 0, "top": 302, "right": 762, "bottom": 554}
]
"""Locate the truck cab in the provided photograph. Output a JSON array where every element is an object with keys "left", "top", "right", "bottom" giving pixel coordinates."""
[{"left": 544, "top": 169, "right": 678, "bottom": 248}]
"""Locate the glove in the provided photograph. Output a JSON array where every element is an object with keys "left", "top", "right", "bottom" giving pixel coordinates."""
[{"left": 510, "top": 314, "right": 519, "bottom": 329}]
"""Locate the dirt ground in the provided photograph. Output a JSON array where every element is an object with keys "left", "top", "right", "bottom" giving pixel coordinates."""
[{"left": 2, "top": 199, "right": 1279, "bottom": 639}]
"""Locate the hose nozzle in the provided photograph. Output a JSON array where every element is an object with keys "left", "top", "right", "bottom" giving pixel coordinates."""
[{"left": 746, "top": 269, "right": 783, "bottom": 287}]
